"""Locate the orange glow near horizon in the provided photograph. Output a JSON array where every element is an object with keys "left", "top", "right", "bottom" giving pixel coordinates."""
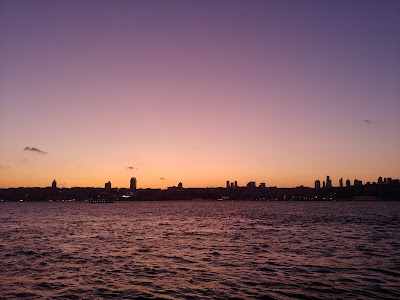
[{"left": 1, "top": 154, "right": 398, "bottom": 189}]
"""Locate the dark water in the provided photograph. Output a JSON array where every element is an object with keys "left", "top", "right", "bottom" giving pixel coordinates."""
[{"left": 0, "top": 201, "right": 399, "bottom": 299}]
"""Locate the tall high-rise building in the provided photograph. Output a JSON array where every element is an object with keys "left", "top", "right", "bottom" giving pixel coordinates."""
[
  {"left": 322, "top": 181, "right": 326, "bottom": 188},
  {"left": 130, "top": 177, "right": 137, "bottom": 194},
  {"left": 346, "top": 179, "right": 351, "bottom": 187},
  {"left": 226, "top": 181, "right": 230, "bottom": 189},
  {"left": 105, "top": 181, "right": 111, "bottom": 191},
  {"left": 315, "top": 180, "right": 321, "bottom": 189},
  {"left": 326, "top": 176, "right": 332, "bottom": 188},
  {"left": 354, "top": 179, "right": 362, "bottom": 187},
  {"left": 52, "top": 180, "right": 57, "bottom": 188},
  {"left": 339, "top": 178, "right": 343, "bottom": 188},
  {"left": 234, "top": 181, "right": 238, "bottom": 188}
]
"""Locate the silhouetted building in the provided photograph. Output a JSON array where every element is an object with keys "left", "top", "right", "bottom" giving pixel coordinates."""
[
  {"left": 346, "top": 179, "right": 351, "bottom": 187},
  {"left": 105, "top": 181, "right": 111, "bottom": 191},
  {"left": 354, "top": 179, "right": 362, "bottom": 187},
  {"left": 326, "top": 176, "right": 332, "bottom": 188},
  {"left": 315, "top": 180, "right": 321, "bottom": 189},
  {"left": 384, "top": 178, "right": 392, "bottom": 183},
  {"left": 378, "top": 177, "right": 383, "bottom": 184},
  {"left": 259, "top": 182, "right": 266, "bottom": 188},
  {"left": 227, "top": 180, "right": 239, "bottom": 188},
  {"left": 52, "top": 180, "right": 57, "bottom": 188},
  {"left": 130, "top": 177, "right": 137, "bottom": 194},
  {"left": 339, "top": 178, "right": 343, "bottom": 188},
  {"left": 322, "top": 181, "right": 326, "bottom": 188},
  {"left": 178, "top": 182, "right": 183, "bottom": 188},
  {"left": 247, "top": 182, "right": 256, "bottom": 188}
]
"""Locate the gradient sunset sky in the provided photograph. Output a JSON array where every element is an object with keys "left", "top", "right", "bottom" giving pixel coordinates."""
[{"left": 1, "top": 0, "right": 399, "bottom": 189}]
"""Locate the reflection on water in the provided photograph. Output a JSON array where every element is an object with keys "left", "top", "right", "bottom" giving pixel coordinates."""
[{"left": 0, "top": 201, "right": 399, "bottom": 299}]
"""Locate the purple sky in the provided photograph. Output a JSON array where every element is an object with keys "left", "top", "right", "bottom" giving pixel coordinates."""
[{"left": 1, "top": 0, "right": 399, "bottom": 188}]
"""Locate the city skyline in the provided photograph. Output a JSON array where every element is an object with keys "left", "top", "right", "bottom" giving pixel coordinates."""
[
  {"left": 1, "top": 1, "right": 399, "bottom": 189},
  {"left": 7, "top": 175, "right": 397, "bottom": 190}
]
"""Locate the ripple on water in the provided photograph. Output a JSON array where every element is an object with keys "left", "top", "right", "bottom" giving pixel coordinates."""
[{"left": 0, "top": 201, "right": 399, "bottom": 299}]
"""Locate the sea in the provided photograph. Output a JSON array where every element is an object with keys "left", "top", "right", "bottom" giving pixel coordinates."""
[{"left": 0, "top": 200, "right": 399, "bottom": 299}]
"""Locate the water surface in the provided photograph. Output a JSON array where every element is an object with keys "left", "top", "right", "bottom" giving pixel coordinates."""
[{"left": 0, "top": 201, "right": 399, "bottom": 299}]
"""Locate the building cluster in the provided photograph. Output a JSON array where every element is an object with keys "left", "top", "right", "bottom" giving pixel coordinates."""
[
  {"left": 102, "top": 177, "right": 137, "bottom": 194},
  {"left": 167, "top": 182, "right": 184, "bottom": 191},
  {"left": 315, "top": 176, "right": 399, "bottom": 189},
  {"left": 226, "top": 181, "right": 266, "bottom": 189}
]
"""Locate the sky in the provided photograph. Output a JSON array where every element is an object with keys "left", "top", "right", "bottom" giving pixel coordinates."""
[{"left": 1, "top": 0, "right": 399, "bottom": 189}]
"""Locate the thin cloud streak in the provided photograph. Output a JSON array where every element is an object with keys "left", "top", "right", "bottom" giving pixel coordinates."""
[
  {"left": 24, "top": 147, "right": 47, "bottom": 154},
  {"left": 363, "top": 120, "right": 372, "bottom": 125}
]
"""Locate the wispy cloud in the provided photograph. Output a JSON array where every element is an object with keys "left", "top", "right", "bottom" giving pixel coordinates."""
[
  {"left": 363, "top": 119, "right": 372, "bottom": 125},
  {"left": 160, "top": 177, "right": 165, "bottom": 180},
  {"left": 0, "top": 164, "right": 10, "bottom": 169},
  {"left": 126, "top": 166, "right": 138, "bottom": 170},
  {"left": 24, "top": 147, "right": 47, "bottom": 154}
]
